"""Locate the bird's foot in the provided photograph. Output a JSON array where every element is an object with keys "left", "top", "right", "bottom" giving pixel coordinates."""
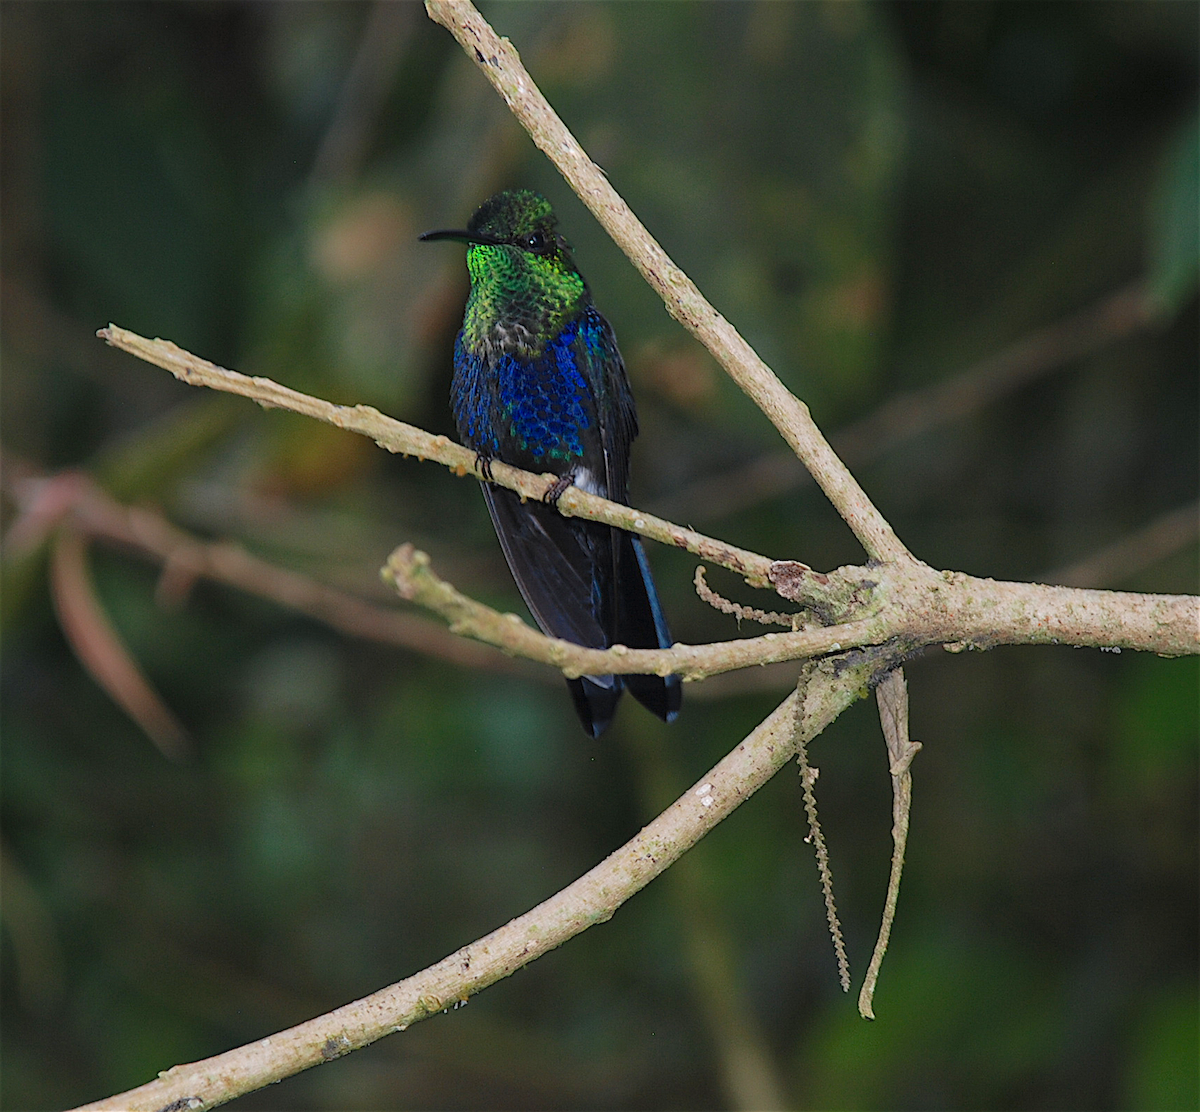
[
  {"left": 543, "top": 474, "right": 574, "bottom": 506},
  {"left": 475, "top": 453, "right": 495, "bottom": 482}
]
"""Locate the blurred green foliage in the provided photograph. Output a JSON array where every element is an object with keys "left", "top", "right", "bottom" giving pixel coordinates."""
[{"left": 1, "top": 2, "right": 1196, "bottom": 1109}]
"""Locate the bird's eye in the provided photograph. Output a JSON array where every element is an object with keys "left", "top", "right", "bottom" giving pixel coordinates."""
[{"left": 523, "top": 231, "right": 549, "bottom": 253}]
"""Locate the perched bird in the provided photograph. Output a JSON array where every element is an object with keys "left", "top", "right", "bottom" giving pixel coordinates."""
[{"left": 421, "top": 190, "right": 681, "bottom": 736}]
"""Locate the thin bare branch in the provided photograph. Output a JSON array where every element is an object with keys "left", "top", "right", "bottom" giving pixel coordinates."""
[
  {"left": 694, "top": 565, "right": 804, "bottom": 629},
  {"left": 96, "top": 325, "right": 776, "bottom": 588},
  {"left": 389, "top": 542, "right": 1199, "bottom": 679},
  {"left": 768, "top": 560, "right": 1199, "bottom": 659},
  {"left": 383, "top": 543, "right": 876, "bottom": 680},
  {"left": 422, "top": 0, "right": 911, "bottom": 565}
]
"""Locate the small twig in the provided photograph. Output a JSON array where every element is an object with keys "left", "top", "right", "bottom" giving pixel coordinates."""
[
  {"left": 858, "top": 669, "right": 921, "bottom": 1019},
  {"left": 694, "top": 566, "right": 805, "bottom": 629},
  {"left": 794, "top": 665, "right": 850, "bottom": 992}
]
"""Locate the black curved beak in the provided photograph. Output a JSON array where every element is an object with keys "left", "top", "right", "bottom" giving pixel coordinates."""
[{"left": 418, "top": 228, "right": 505, "bottom": 245}]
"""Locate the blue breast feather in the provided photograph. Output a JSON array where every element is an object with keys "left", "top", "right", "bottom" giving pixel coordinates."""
[{"left": 453, "top": 314, "right": 607, "bottom": 464}]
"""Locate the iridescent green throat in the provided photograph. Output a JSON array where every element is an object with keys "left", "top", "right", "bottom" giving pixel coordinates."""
[{"left": 462, "top": 243, "right": 586, "bottom": 358}]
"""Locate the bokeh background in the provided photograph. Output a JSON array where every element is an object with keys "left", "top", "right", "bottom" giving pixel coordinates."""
[{"left": 2, "top": 2, "right": 1197, "bottom": 1109}]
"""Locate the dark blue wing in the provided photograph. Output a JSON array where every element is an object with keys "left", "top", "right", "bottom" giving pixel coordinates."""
[
  {"left": 579, "top": 308, "right": 681, "bottom": 723},
  {"left": 454, "top": 309, "right": 679, "bottom": 735}
]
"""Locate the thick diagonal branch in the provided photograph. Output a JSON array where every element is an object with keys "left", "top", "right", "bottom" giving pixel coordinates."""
[{"left": 74, "top": 664, "right": 875, "bottom": 1112}]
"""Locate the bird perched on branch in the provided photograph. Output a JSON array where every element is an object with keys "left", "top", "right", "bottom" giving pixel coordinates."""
[{"left": 421, "top": 190, "right": 681, "bottom": 736}]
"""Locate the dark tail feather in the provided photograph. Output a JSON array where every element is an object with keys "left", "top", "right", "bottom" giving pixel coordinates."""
[
  {"left": 569, "top": 675, "right": 624, "bottom": 738},
  {"left": 618, "top": 534, "right": 682, "bottom": 723},
  {"left": 480, "top": 485, "right": 679, "bottom": 734},
  {"left": 482, "top": 486, "right": 627, "bottom": 736}
]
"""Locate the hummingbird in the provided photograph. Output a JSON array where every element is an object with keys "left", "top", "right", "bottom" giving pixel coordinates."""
[{"left": 421, "top": 190, "right": 681, "bottom": 737}]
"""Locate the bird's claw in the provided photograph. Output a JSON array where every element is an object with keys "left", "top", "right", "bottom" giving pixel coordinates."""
[{"left": 543, "top": 475, "right": 573, "bottom": 506}]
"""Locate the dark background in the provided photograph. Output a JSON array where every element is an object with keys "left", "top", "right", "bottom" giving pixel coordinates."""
[{"left": 2, "top": 2, "right": 1196, "bottom": 1109}]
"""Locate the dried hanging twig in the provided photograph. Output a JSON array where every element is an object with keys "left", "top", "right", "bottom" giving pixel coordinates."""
[
  {"left": 794, "top": 665, "right": 851, "bottom": 992},
  {"left": 858, "top": 669, "right": 921, "bottom": 1018},
  {"left": 694, "top": 566, "right": 805, "bottom": 629}
]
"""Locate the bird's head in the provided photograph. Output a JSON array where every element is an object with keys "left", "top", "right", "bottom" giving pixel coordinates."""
[{"left": 421, "top": 190, "right": 586, "bottom": 317}]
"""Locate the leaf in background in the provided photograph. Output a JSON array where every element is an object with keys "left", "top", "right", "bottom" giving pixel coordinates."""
[
  {"left": 1122, "top": 981, "right": 1200, "bottom": 1111},
  {"left": 49, "top": 528, "right": 189, "bottom": 760},
  {"left": 1147, "top": 112, "right": 1200, "bottom": 318},
  {"left": 0, "top": 842, "right": 64, "bottom": 1014}
]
